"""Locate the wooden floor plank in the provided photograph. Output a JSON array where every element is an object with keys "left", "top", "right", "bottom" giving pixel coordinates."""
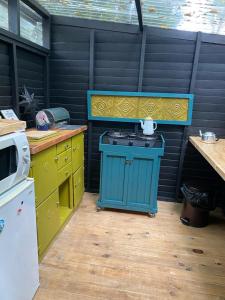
[{"left": 35, "top": 193, "right": 225, "bottom": 300}]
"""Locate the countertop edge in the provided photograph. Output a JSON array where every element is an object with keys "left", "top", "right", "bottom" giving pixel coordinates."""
[{"left": 29, "top": 126, "right": 87, "bottom": 155}]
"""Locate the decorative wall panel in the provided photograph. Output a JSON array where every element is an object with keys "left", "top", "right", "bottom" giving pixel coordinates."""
[{"left": 88, "top": 91, "right": 193, "bottom": 125}]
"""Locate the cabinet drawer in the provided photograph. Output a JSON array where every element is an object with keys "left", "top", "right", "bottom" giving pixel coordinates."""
[
  {"left": 58, "top": 162, "right": 72, "bottom": 186},
  {"left": 73, "top": 166, "right": 84, "bottom": 209},
  {"left": 36, "top": 190, "right": 60, "bottom": 257},
  {"left": 57, "top": 139, "right": 71, "bottom": 154},
  {"left": 31, "top": 146, "right": 58, "bottom": 207},
  {"left": 56, "top": 148, "right": 72, "bottom": 170},
  {"left": 72, "top": 133, "right": 84, "bottom": 173}
]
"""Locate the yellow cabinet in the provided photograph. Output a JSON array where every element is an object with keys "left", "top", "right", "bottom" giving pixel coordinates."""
[
  {"left": 72, "top": 133, "right": 84, "bottom": 173},
  {"left": 73, "top": 166, "right": 84, "bottom": 209},
  {"left": 31, "top": 146, "right": 58, "bottom": 207},
  {"left": 29, "top": 131, "right": 85, "bottom": 259},
  {"left": 36, "top": 190, "right": 60, "bottom": 258}
]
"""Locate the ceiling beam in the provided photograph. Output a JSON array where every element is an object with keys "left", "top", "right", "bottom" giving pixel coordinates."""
[{"left": 135, "top": 0, "right": 143, "bottom": 32}]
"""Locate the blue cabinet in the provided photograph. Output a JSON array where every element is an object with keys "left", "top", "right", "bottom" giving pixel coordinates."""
[{"left": 97, "top": 133, "right": 164, "bottom": 215}]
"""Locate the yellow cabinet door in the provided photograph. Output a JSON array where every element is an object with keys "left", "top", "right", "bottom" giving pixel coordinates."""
[
  {"left": 36, "top": 189, "right": 60, "bottom": 257},
  {"left": 73, "top": 166, "right": 84, "bottom": 209},
  {"left": 72, "top": 133, "right": 84, "bottom": 173},
  {"left": 57, "top": 139, "right": 71, "bottom": 154},
  {"left": 56, "top": 148, "right": 72, "bottom": 170},
  {"left": 31, "top": 146, "right": 58, "bottom": 207},
  {"left": 58, "top": 162, "right": 72, "bottom": 186}
]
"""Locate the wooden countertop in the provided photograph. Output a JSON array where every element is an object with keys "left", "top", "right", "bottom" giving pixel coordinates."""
[
  {"left": 28, "top": 126, "right": 87, "bottom": 155},
  {"left": 189, "top": 136, "right": 225, "bottom": 181}
]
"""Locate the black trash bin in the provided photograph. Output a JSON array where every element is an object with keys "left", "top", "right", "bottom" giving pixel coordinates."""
[{"left": 180, "top": 181, "right": 215, "bottom": 228}]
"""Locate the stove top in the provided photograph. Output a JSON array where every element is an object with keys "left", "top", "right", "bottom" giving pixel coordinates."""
[{"left": 103, "top": 131, "right": 161, "bottom": 148}]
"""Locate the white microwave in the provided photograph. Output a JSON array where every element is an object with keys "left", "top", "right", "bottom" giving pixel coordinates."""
[{"left": 0, "top": 132, "right": 30, "bottom": 195}]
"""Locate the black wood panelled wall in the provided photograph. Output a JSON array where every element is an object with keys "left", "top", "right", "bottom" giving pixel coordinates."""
[
  {"left": 1, "top": 15, "right": 225, "bottom": 201},
  {"left": 51, "top": 16, "right": 225, "bottom": 201},
  {"left": 182, "top": 42, "right": 225, "bottom": 189},
  {"left": 0, "top": 41, "right": 11, "bottom": 110},
  {"left": 17, "top": 48, "right": 46, "bottom": 126},
  {"left": 0, "top": 39, "right": 48, "bottom": 125}
]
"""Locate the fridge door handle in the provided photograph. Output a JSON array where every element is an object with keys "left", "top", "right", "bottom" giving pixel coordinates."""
[{"left": 0, "top": 219, "right": 5, "bottom": 233}]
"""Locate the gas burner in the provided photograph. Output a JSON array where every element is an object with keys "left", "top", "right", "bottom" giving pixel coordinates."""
[
  {"left": 137, "top": 134, "right": 157, "bottom": 141},
  {"left": 128, "top": 133, "right": 137, "bottom": 139},
  {"left": 108, "top": 131, "right": 128, "bottom": 139}
]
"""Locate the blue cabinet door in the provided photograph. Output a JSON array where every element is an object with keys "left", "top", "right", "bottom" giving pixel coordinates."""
[
  {"left": 124, "top": 157, "right": 154, "bottom": 209},
  {"left": 100, "top": 153, "right": 127, "bottom": 205}
]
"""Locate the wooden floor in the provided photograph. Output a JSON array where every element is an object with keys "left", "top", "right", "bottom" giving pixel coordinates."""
[{"left": 35, "top": 193, "right": 225, "bottom": 300}]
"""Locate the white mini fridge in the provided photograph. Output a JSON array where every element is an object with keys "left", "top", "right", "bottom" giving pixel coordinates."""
[{"left": 0, "top": 179, "right": 39, "bottom": 300}]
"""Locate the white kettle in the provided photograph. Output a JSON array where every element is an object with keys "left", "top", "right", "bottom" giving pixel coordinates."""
[{"left": 140, "top": 117, "right": 157, "bottom": 135}]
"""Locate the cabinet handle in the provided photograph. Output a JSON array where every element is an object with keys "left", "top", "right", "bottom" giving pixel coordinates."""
[
  {"left": 56, "top": 202, "right": 60, "bottom": 207},
  {"left": 125, "top": 160, "right": 132, "bottom": 165},
  {"left": 55, "top": 157, "right": 59, "bottom": 161},
  {"left": 65, "top": 157, "right": 68, "bottom": 161},
  {"left": 43, "top": 162, "right": 49, "bottom": 170}
]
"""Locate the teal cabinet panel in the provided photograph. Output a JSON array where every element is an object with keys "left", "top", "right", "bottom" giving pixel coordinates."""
[
  {"left": 125, "top": 157, "right": 154, "bottom": 207},
  {"left": 101, "top": 153, "right": 127, "bottom": 205}
]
